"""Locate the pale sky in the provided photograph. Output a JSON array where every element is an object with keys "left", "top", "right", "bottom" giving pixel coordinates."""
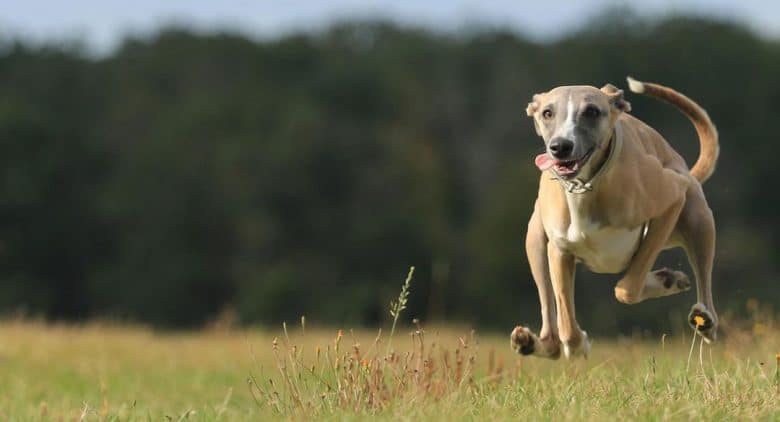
[{"left": 2, "top": 0, "right": 780, "bottom": 55}]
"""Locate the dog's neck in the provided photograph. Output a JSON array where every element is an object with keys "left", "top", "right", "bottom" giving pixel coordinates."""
[{"left": 552, "top": 128, "right": 621, "bottom": 194}]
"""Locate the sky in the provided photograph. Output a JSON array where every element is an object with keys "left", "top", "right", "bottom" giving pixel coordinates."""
[{"left": 2, "top": 0, "right": 780, "bottom": 55}]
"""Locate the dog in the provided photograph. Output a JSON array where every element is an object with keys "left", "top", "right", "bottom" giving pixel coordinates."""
[{"left": 511, "top": 77, "right": 719, "bottom": 359}]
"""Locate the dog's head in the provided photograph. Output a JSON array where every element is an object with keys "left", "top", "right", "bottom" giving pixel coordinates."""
[{"left": 526, "top": 84, "right": 630, "bottom": 179}]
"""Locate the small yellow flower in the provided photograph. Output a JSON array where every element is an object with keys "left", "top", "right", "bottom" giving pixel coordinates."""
[{"left": 693, "top": 315, "right": 705, "bottom": 327}]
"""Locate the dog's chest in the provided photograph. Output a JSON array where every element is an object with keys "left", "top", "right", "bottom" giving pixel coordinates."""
[{"left": 550, "top": 194, "right": 644, "bottom": 274}]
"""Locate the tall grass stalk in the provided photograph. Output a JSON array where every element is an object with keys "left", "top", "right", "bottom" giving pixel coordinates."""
[{"left": 387, "top": 266, "right": 415, "bottom": 352}]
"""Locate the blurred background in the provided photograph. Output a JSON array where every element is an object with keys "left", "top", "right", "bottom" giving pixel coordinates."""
[{"left": 0, "top": 1, "right": 777, "bottom": 335}]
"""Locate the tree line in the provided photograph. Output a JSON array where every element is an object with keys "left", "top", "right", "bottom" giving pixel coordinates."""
[{"left": 0, "top": 11, "right": 776, "bottom": 333}]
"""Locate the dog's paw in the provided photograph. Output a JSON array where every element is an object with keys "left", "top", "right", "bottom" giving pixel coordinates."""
[
  {"left": 511, "top": 326, "right": 561, "bottom": 359},
  {"left": 688, "top": 303, "right": 718, "bottom": 343},
  {"left": 654, "top": 268, "right": 691, "bottom": 293},
  {"left": 617, "top": 269, "right": 691, "bottom": 303},
  {"left": 562, "top": 330, "right": 591, "bottom": 359},
  {"left": 510, "top": 326, "right": 537, "bottom": 356}
]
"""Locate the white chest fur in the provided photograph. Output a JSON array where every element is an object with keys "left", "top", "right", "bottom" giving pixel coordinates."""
[{"left": 549, "top": 192, "right": 643, "bottom": 274}]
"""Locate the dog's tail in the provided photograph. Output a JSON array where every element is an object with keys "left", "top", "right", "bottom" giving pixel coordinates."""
[{"left": 626, "top": 77, "right": 719, "bottom": 183}]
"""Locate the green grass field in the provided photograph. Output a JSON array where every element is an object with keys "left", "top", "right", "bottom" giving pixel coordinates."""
[{"left": 1, "top": 318, "right": 779, "bottom": 421}]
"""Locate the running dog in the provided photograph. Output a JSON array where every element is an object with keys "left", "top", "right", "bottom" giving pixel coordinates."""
[{"left": 511, "top": 77, "right": 718, "bottom": 359}]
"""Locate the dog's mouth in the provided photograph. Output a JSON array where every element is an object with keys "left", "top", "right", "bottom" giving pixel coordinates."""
[{"left": 534, "top": 148, "right": 594, "bottom": 179}]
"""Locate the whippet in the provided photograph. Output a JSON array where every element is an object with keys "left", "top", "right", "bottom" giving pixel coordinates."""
[{"left": 511, "top": 77, "right": 719, "bottom": 359}]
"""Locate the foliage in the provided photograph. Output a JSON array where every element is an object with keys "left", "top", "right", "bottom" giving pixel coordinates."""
[{"left": 0, "top": 13, "right": 777, "bottom": 331}]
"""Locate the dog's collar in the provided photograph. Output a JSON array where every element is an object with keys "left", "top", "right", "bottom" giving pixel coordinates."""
[{"left": 550, "top": 129, "right": 622, "bottom": 194}]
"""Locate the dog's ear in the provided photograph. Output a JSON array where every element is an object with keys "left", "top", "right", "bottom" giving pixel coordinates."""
[
  {"left": 600, "top": 83, "right": 620, "bottom": 94},
  {"left": 600, "top": 84, "right": 631, "bottom": 113},
  {"left": 526, "top": 94, "right": 542, "bottom": 117}
]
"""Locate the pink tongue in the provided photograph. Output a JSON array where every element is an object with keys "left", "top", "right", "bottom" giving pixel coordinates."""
[{"left": 535, "top": 153, "right": 555, "bottom": 171}]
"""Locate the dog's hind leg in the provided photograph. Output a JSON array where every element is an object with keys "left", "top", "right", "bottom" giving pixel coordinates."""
[
  {"left": 511, "top": 205, "right": 561, "bottom": 359},
  {"left": 633, "top": 267, "right": 692, "bottom": 300},
  {"left": 614, "top": 198, "right": 685, "bottom": 304},
  {"left": 676, "top": 185, "right": 718, "bottom": 342}
]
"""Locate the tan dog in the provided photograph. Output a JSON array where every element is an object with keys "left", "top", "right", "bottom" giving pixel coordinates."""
[{"left": 511, "top": 77, "right": 718, "bottom": 359}]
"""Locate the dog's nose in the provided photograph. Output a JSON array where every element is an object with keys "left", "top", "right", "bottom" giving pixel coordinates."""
[{"left": 549, "top": 138, "right": 574, "bottom": 159}]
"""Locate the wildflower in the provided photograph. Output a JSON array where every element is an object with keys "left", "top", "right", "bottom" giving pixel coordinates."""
[{"left": 693, "top": 315, "right": 705, "bottom": 328}]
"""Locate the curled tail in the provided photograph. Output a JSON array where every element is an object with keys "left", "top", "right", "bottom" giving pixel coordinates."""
[{"left": 626, "top": 77, "right": 719, "bottom": 183}]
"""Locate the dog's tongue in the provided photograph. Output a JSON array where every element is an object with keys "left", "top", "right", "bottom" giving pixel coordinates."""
[{"left": 535, "top": 153, "right": 555, "bottom": 171}]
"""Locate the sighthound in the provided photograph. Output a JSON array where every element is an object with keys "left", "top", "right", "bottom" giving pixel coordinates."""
[{"left": 512, "top": 77, "right": 719, "bottom": 359}]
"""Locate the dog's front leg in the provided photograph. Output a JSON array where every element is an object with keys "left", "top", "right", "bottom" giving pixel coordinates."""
[
  {"left": 615, "top": 199, "right": 685, "bottom": 304},
  {"left": 511, "top": 206, "right": 561, "bottom": 359},
  {"left": 548, "top": 242, "right": 589, "bottom": 358}
]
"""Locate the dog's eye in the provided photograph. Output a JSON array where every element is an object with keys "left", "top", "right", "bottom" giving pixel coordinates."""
[
  {"left": 583, "top": 106, "right": 601, "bottom": 118},
  {"left": 542, "top": 109, "right": 554, "bottom": 120}
]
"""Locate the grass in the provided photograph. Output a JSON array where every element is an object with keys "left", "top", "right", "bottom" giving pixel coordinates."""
[
  {"left": 0, "top": 318, "right": 779, "bottom": 420},
  {"left": 1, "top": 273, "right": 778, "bottom": 420}
]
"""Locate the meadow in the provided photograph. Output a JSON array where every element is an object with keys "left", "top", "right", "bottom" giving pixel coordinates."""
[{"left": 1, "top": 314, "right": 778, "bottom": 421}]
